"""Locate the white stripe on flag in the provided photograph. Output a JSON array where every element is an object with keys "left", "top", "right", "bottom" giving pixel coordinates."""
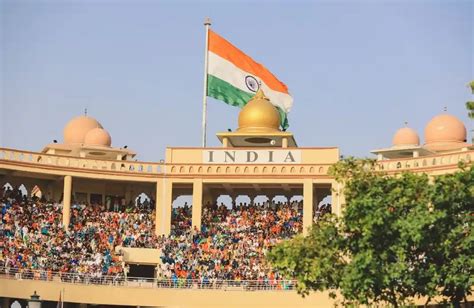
[{"left": 208, "top": 51, "right": 293, "bottom": 113}]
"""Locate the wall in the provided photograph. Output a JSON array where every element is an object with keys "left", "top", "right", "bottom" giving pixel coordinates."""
[{"left": 0, "top": 279, "right": 339, "bottom": 308}]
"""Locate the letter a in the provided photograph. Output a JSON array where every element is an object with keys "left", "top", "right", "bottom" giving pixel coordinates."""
[{"left": 284, "top": 151, "right": 295, "bottom": 163}]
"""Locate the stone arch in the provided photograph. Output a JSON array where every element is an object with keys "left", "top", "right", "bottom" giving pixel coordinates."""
[
  {"left": 225, "top": 166, "right": 231, "bottom": 174},
  {"left": 189, "top": 166, "right": 194, "bottom": 173},
  {"left": 253, "top": 166, "right": 259, "bottom": 173},
  {"left": 262, "top": 167, "right": 268, "bottom": 173},
  {"left": 281, "top": 167, "right": 286, "bottom": 173},
  {"left": 244, "top": 167, "right": 249, "bottom": 174},
  {"left": 31, "top": 185, "right": 43, "bottom": 199},
  {"left": 135, "top": 192, "right": 153, "bottom": 210},
  {"left": 235, "top": 166, "right": 241, "bottom": 173},
  {"left": 216, "top": 167, "right": 222, "bottom": 173},
  {"left": 290, "top": 167, "right": 296, "bottom": 174},
  {"left": 272, "top": 167, "right": 277, "bottom": 174},
  {"left": 318, "top": 167, "right": 324, "bottom": 173},
  {"left": 299, "top": 167, "right": 305, "bottom": 173},
  {"left": 207, "top": 166, "right": 212, "bottom": 173},
  {"left": 179, "top": 166, "right": 185, "bottom": 173}
]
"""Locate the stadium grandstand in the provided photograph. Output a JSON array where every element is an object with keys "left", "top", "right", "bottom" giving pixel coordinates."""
[{"left": 0, "top": 91, "right": 473, "bottom": 307}]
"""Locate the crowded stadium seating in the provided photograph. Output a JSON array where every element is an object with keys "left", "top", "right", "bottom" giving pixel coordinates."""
[{"left": 0, "top": 185, "right": 330, "bottom": 289}]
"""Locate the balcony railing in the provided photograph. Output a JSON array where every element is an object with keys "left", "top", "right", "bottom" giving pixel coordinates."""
[
  {"left": 377, "top": 150, "right": 473, "bottom": 172},
  {"left": 0, "top": 266, "right": 297, "bottom": 291},
  {"left": 0, "top": 148, "right": 333, "bottom": 177},
  {"left": 1, "top": 147, "right": 471, "bottom": 177}
]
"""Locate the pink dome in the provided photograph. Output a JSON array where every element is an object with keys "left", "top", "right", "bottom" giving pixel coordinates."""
[
  {"left": 63, "top": 116, "right": 102, "bottom": 144},
  {"left": 392, "top": 127, "right": 420, "bottom": 147},
  {"left": 424, "top": 114, "right": 467, "bottom": 151},
  {"left": 84, "top": 128, "right": 112, "bottom": 147},
  {"left": 425, "top": 114, "right": 466, "bottom": 143}
]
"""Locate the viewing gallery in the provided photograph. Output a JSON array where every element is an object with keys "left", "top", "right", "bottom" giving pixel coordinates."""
[{"left": 0, "top": 91, "right": 472, "bottom": 307}]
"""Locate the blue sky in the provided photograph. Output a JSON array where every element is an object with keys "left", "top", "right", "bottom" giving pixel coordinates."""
[{"left": 0, "top": 0, "right": 472, "bottom": 161}]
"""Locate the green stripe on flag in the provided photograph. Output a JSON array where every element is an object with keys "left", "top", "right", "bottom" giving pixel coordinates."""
[
  {"left": 207, "top": 75, "right": 253, "bottom": 108},
  {"left": 207, "top": 74, "right": 289, "bottom": 130}
]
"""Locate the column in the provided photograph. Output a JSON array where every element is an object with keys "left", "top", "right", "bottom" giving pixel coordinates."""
[
  {"left": 192, "top": 179, "right": 203, "bottom": 231},
  {"left": 222, "top": 137, "right": 229, "bottom": 148},
  {"left": 2, "top": 297, "right": 10, "bottom": 308},
  {"left": 155, "top": 180, "right": 163, "bottom": 235},
  {"left": 331, "top": 180, "right": 344, "bottom": 217},
  {"left": 302, "top": 179, "right": 313, "bottom": 236},
  {"left": 62, "top": 175, "right": 72, "bottom": 229},
  {"left": 155, "top": 179, "right": 172, "bottom": 236},
  {"left": 282, "top": 137, "right": 288, "bottom": 148}
]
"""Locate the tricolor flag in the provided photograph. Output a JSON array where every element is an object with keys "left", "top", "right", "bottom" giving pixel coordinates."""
[{"left": 206, "top": 30, "right": 293, "bottom": 130}]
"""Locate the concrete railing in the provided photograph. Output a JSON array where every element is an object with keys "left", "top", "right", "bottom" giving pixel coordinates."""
[
  {"left": 0, "top": 148, "right": 164, "bottom": 175},
  {"left": 377, "top": 150, "right": 473, "bottom": 172},
  {"left": 0, "top": 267, "right": 297, "bottom": 291},
  {"left": 1, "top": 147, "right": 471, "bottom": 177},
  {"left": 0, "top": 148, "right": 333, "bottom": 177}
]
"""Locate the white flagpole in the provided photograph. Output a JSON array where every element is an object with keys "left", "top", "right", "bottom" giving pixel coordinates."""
[{"left": 201, "top": 17, "right": 211, "bottom": 147}]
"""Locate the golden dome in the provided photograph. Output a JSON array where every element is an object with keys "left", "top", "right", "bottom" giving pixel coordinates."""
[
  {"left": 63, "top": 115, "right": 103, "bottom": 144},
  {"left": 392, "top": 127, "right": 420, "bottom": 147},
  {"left": 424, "top": 113, "right": 467, "bottom": 151},
  {"left": 84, "top": 128, "right": 112, "bottom": 147},
  {"left": 237, "top": 90, "right": 280, "bottom": 133}
]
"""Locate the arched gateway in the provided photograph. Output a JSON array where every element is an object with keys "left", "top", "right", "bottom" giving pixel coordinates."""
[{"left": 0, "top": 90, "right": 472, "bottom": 307}]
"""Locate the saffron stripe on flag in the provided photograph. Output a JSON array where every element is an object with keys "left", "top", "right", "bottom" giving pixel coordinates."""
[
  {"left": 209, "top": 30, "right": 289, "bottom": 94},
  {"left": 208, "top": 51, "right": 293, "bottom": 113}
]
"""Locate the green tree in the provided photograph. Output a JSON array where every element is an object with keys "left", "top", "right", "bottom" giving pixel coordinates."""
[
  {"left": 467, "top": 81, "right": 474, "bottom": 119},
  {"left": 427, "top": 163, "right": 474, "bottom": 306},
  {"left": 268, "top": 158, "right": 474, "bottom": 307}
]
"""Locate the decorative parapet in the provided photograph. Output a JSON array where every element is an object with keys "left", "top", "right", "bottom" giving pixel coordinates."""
[
  {"left": 0, "top": 148, "right": 333, "bottom": 178},
  {"left": 376, "top": 150, "right": 473, "bottom": 173}
]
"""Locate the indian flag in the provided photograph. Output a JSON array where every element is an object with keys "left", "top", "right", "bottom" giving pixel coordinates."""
[{"left": 207, "top": 30, "right": 293, "bottom": 130}]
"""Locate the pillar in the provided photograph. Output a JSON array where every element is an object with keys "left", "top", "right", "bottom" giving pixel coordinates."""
[
  {"left": 302, "top": 179, "right": 313, "bottom": 236},
  {"left": 155, "top": 179, "right": 172, "bottom": 236},
  {"left": 192, "top": 179, "right": 203, "bottom": 231},
  {"left": 155, "top": 180, "right": 163, "bottom": 236},
  {"left": 62, "top": 175, "right": 72, "bottom": 229},
  {"left": 2, "top": 297, "right": 10, "bottom": 308},
  {"left": 331, "top": 180, "right": 344, "bottom": 217},
  {"left": 222, "top": 137, "right": 229, "bottom": 148},
  {"left": 282, "top": 137, "right": 288, "bottom": 148}
]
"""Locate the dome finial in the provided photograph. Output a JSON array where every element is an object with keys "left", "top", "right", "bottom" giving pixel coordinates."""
[
  {"left": 443, "top": 106, "right": 447, "bottom": 112},
  {"left": 404, "top": 121, "right": 408, "bottom": 127},
  {"left": 254, "top": 89, "right": 267, "bottom": 100},
  {"left": 84, "top": 108, "right": 88, "bottom": 116},
  {"left": 237, "top": 89, "right": 280, "bottom": 133}
]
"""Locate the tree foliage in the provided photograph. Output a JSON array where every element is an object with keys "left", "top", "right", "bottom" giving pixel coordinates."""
[
  {"left": 467, "top": 80, "right": 474, "bottom": 119},
  {"left": 268, "top": 158, "right": 474, "bottom": 307}
]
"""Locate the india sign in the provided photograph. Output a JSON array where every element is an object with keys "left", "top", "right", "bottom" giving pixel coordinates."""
[{"left": 203, "top": 150, "right": 301, "bottom": 164}]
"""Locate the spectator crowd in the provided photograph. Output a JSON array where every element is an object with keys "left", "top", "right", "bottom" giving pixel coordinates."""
[{"left": 0, "top": 185, "right": 329, "bottom": 287}]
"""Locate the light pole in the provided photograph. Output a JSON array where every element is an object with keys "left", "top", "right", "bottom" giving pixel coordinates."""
[{"left": 28, "top": 291, "right": 42, "bottom": 308}]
